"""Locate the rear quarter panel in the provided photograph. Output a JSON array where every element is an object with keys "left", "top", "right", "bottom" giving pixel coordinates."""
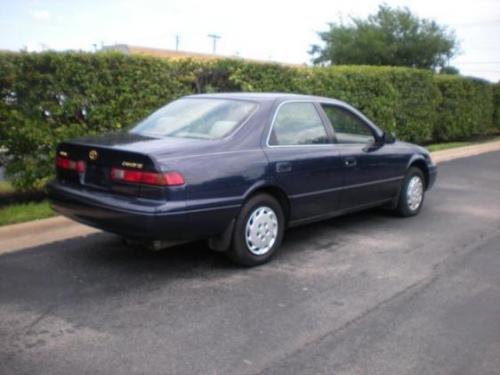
[{"left": 154, "top": 148, "right": 270, "bottom": 235}]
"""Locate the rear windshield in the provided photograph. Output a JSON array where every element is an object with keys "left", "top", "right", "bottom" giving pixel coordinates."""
[{"left": 130, "top": 98, "right": 257, "bottom": 139}]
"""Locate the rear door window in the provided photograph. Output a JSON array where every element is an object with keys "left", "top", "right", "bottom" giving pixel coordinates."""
[{"left": 269, "top": 102, "right": 329, "bottom": 146}]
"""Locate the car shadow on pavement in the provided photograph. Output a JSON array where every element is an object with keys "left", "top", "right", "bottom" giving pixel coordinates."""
[
  {"left": 2, "top": 207, "right": 390, "bottom": 267},
  {"left": 0, "top": 207, "right": 400, "bottom": 310}
]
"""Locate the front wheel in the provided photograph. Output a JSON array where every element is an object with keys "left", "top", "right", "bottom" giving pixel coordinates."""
[
  {"left": 395, "top": 167, "right": 425, "bottom": 217},
  {"left": 226, "top": 194, "right": 285, "bottom": 266}
]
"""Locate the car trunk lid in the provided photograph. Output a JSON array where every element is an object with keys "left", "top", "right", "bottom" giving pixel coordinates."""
[{"left": 56, "top": 140, "right": 166, "bottom": 199}]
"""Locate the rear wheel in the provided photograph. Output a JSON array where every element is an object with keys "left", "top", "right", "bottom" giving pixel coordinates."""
[
  {"left": 395, "top": 167, "right": 425, "bottom": 217},
  {"left": 226, "top": 194, "right": 285, "bottom": 266}
]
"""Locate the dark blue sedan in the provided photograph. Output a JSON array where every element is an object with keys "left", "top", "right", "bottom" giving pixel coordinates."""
[{"left": 48, "top": 93, "right": 437, "bottom": 266}]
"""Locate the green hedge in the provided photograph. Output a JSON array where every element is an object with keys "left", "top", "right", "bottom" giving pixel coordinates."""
[
  {"left": 0, "top": 52, "right": 198, "bottom": 190},
  {"left": 493, "top": 82, "right": 500, "bottom": 130},
  {"left": 0, "top": 52, "right": 496, "bottom": 190},
  {"left": 434, "top": 75, "right": 493, "bottom": 141}
]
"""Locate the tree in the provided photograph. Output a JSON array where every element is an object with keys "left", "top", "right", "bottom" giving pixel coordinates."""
[{"left": 310, "top": 5, "right": 459, "bottom": 71}]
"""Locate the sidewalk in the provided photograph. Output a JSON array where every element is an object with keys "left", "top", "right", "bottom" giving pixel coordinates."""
[{"left": 1, "top": 139, "right": 500, "bottom": 255}]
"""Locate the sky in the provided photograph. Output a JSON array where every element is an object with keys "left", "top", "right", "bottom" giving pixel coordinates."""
[{"left": 1, "top": 0, "right": 499, "bottom": 81}]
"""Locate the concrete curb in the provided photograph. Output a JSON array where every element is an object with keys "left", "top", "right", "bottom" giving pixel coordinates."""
[
  {"left": 1, "top": 139, "right": 500, "bottom": 255},
  {"left": 0, "top": 216, "right": 99, "bottom": 255},
  {"left": 431, "top": 140, "right": 500, "bottom": 164},
  {"left": 0, "top": 216, "right": 76, "bottom": 238}
]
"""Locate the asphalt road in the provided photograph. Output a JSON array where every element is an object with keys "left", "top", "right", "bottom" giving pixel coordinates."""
[{"left": 1, "top": 152, "right": 500, "bottom": 375}]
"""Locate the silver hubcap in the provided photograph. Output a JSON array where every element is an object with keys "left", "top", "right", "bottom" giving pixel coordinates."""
[
  {"left": 407, "top": 175, "right": 424, "bottom": 211},
  {"left": 245, "top": 206, "right": 278, "bottom": 256}
]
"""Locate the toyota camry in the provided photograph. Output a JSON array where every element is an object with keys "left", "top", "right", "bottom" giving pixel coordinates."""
[{"left": 48, "top": 93, "right": 437, "bottom": 266}]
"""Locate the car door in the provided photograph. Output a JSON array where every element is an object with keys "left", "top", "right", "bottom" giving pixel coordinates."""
[
  {"left": 319, "top": 103, "right": 404, "bottom": 210},
  {"left": 264, "top": 101, "right": 343, "bottom": 221}
]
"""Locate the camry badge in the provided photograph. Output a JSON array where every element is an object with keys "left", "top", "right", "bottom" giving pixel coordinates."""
[
  {"left": 89, "top": 150, "right": 98, "bottom": 161},
  {"left": 121, "top": 161, "right": 143, "bottom": 169}
]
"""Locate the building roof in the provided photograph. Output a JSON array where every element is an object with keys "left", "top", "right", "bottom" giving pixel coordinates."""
[{"left": 101, "top": 44, "right": 304, "bottom": 67}]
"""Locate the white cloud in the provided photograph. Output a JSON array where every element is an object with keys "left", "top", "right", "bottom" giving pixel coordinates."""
[{"left": 29, "top": 9, "right": 50, "bottom": 21}]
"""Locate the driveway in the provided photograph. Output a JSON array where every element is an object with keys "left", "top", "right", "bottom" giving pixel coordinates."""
[{"left": 1, "top": 151, "right": 500, "bottom": 375}]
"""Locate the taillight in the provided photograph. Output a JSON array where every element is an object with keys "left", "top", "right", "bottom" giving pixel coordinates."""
[
  {"left": 110, "top": 168, "right": 185, "bottom": 186},
  {"left": 56, "top": 156, "right": 85, "bottom": 173}
]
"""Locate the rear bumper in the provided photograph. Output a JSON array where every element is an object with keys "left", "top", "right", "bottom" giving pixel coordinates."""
[{"left": 47, "top": 181, "right": 239, "bottom": 240}]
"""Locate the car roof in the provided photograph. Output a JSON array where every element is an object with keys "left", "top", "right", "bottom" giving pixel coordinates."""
[{"left": 184, "top": 92, "right": 346, "bottom": 105}]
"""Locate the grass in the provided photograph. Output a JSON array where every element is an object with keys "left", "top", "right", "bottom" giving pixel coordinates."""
[
  {"left": 426, "top": 141, "right": 473, "bottom": 152},
  {"left": 0, "top": 200, "right": 55, "bottom": 226},
  {"left": 426, "top": 135, "right": 500, "bottom": 152}
]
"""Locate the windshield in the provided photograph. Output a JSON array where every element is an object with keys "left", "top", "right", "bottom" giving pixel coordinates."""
[{"left": 130, "top": 98, "right": 257, "bottom": 139}]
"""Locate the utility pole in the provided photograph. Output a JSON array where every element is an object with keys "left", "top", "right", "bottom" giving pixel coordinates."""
[
  {"left": 174, "top": 34, "right": 180, "bottom": 51},
  {"left": 207, "top": 34, "right": 221, "bottom": 55}
]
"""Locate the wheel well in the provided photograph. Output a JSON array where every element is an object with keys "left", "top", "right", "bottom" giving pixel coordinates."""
[
  {"left": 247, "top": 186, "right": 291, "bottom": 224},
  {"left": 409, "top": 160, "right": 429, "bottom": 189}
]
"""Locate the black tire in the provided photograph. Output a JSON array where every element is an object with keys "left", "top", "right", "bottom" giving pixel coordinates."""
[
  {"left": 395, "top": 167, "right": 426, "bottom": 217},
  {"left": 226, "top": 194, "right": 285, "bottom": 267}
]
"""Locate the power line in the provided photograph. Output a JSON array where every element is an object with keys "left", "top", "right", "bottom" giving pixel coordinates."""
[
  {"left": 455, "top": 61, "right": 500, "bottom": 65},
  {"left": 458, "top": 69, "right": 500, "bottom": 73},
  {"left": 450, "top": 19, "right": 500, "bottom": 27}
]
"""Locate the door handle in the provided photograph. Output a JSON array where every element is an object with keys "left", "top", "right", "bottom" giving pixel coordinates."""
[
  {"left": 276, "top": 162, "right": 292, "bottom": 173},
  {"left": 344, "top": 157, "right": 357, "bottom": 167}
]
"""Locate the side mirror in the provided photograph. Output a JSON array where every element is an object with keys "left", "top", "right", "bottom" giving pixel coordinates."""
[
  {"left": 380, "top": 131, "right": 396, "bottom": 144},
  {"left": 373, "top": 131, "right": 396, "bottom": 146}
]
